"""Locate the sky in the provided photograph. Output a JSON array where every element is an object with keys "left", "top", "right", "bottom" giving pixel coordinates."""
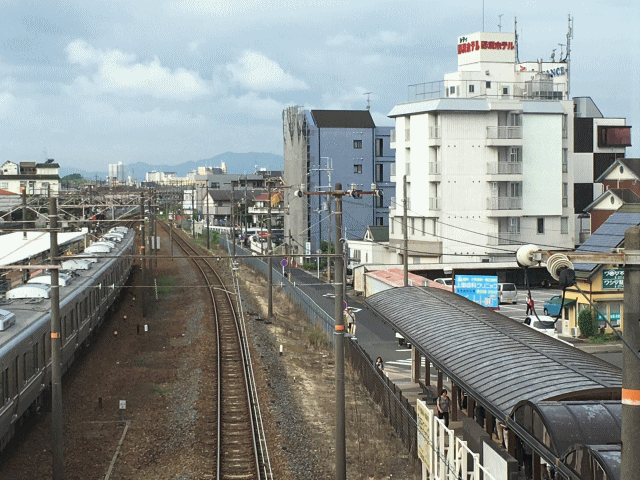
[{"left": 0, "top": 0, "right": 638, "bottom": 171}]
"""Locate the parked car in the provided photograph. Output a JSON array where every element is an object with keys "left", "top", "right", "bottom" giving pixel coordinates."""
[
  {"left": 544, "top": 295, "right": 564, "bottom": 316},
  {"left": 434, "top": 278, "right": 453, "bottom": 286},
  {"left": 498, "top": 283, "right": 517, "bottom": 304},
  {"left": 524, "top": 315, "right": 558, "bottom": 337}
]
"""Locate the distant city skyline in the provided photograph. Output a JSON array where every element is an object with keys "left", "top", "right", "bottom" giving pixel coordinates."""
[{"left": 0, "top": 1, "right": 637, "bottom": 170}]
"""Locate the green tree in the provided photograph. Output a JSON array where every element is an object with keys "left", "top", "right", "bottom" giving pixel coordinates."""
[{"left": 578, "top": 308, "right": 597, "bottom": 338}]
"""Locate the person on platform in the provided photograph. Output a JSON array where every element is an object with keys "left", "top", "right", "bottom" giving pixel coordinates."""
[{"left": 437, "top": 389, "right": 450, "bottom": 427}]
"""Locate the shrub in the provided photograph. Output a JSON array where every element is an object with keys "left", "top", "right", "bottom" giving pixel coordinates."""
[
  {"left": 306, "top": 325, "right": 328, "bottom": 349},
  {"left": 578, "top": 308, "right": 597, "bottom": 338}
]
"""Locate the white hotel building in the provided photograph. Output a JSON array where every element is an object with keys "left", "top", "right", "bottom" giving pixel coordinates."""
[{"left": 388, "top": 31, "right": 630, "bottom": 264}]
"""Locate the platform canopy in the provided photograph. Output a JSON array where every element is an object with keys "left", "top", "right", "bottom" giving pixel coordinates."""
[
  {"left": 0, "top": 231, "right": 85, "bottom": 267},
  {"left": 365, "top": 286, "right": 621, "bottom": 419}
]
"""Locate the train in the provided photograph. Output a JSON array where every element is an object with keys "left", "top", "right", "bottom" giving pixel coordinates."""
[{"left": 0, "top": 225, "right": 136, "bottom": 451}]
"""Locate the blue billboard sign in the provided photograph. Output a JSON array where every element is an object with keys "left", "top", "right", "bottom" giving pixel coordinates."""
[{"left": 454, "top": 275, "right": 499, "bottom": 309}]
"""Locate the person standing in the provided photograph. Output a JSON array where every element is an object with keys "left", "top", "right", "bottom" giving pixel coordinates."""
[
  {"left": 526, "top": 294, "right": 534, "bottom": 315},
  {"left": 437, "top": 389, "right": 450, "bottom": 427},
  {"left": 375, "top": 357, "right": 384, "bottom": 371},
  {"left": 346, "top": 308, "right": 356, "bottom": 335}
]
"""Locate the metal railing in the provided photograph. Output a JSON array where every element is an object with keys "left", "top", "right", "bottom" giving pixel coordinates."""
[
  {"left": 429, "top": 162, "right": 441, "bottom": 175},
  {"left": 486, "top": 196, "right": 522, "bottom": 210},
  {"left": 429, "top": 197, "right": 441, "bottom": 210},
  {"left": 486, "top": 126, "right": 522, "bottom": 139},
  {"left": 390, "top": 129, "right": 396, "bottom": 143},
  {"left": 490, "top": 232, "right": 522, "bottom": 245},
  {"left": 408, "top": 79, "right": 567, "bottom": 103},
  {"left": 429, "top": 126, "right": 440, "bottom": 139},
  {"left": 486, "top": 162, "right": 523, "bottom": 175}
]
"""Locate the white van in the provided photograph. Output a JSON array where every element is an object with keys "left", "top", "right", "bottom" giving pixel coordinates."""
[{"left": 498, "top": 283, "right": 517, "bottom": 304}]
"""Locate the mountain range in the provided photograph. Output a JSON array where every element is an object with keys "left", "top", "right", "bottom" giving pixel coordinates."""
[{"left": 59, "top": 152, "right": 284, "bottom": 181}]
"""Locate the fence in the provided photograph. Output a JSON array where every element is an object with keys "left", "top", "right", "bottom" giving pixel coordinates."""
[{"left": 345, "top": 339, "right": 419, "bottom": 460}]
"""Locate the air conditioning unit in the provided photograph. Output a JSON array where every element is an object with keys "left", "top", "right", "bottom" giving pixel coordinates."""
[
  {"left": 0, "top": 309, "right": 16, "bottom": 331},
  {"left": 570, "top": 327, "right": 579, "bottom": 338}
]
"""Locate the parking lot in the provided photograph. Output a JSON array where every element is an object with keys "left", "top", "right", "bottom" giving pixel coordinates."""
[{"left": 495, "top": 287, "right": 562, "bottom": 322}]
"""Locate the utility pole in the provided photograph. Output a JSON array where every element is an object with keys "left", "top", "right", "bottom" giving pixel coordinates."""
[
  {"left": 231, "top": 181, "right": 236, "bottom": 258},
  {"left": 191, "top": 184, "right": 195, "bottom": 237},
  {"left": 205, "top": 185, "right": 210, "bottom": 250},
  {"left": 333, "top": 184, "right": 346, "bottom": 480},
  {"left": 403, "top": 175, "right": 409, "bottom": 286},
  {"left": 140, "top": 193, "right": 147, "bottom": 318},
  {"left": 22, "top": 188, "right": 27, "bottom": 240},
  {"left": 622, "top": 226, "right": 640, "bottom": 480},
  {"left": 267, "top": 180, "right": 273, "bottom": 319},
  {"left": 49, "top": 195, "right": 64, "bottom": 480}
]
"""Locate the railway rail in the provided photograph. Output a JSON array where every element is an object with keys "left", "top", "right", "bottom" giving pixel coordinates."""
[{"left": 159, "top": 221, "right": 272, "bottom": 479}]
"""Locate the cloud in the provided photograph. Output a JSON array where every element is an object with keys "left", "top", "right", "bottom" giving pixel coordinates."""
[
  {"left": 229, "top": 92, "right": 289, "bottom": 119},
  {"left": 326, "top": 29, "right": 411, "bottom": 48},
  {"left": 321, "top": 86, "right": 372, "bottom": 110},
  {"left": 65, "top": 39, "right": 210, "bottom": 100},
  {"left": 0, "top": 92, "right": 16, "bottom": 118},
  {"left": 226, "top": 50, "right": 309, "bottom": 92},
  {"left": 78, "top": 100, "right": 208, "bottom": 129}
]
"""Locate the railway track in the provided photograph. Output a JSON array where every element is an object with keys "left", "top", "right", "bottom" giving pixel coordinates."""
[{"left": 159, "top": 221, "right": 272, "bottom": 479}]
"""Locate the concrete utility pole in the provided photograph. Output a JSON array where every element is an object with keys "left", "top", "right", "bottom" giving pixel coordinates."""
[
  {"left": 403, "top": 175, "right": 409, "bottom": 286},
  {"left": 622, "top": 226, "right": 640, "bottom": 480},
  {"left": 49, "top": 195, "right": 64, "bottom": 480},
  {"left": 267, "top": 181, "right": 274, "bottom": 319},
  {"left": 333, "top": 184, "right": 345, "bottom": 480},
  {"left": 231, "top": 181, "right": 236, "bottom": 258},
  {"left": 140, "top": 193, "right": 147, "bottom": 318},
  {"left": 22, "top": 188, "right": 27, "bottom": 240},
  {"left": 205, "top": 186, "right": 210, "bottom": 250},
  {"left": 191, "top": 185, "right": 195, "bottom": 237}
]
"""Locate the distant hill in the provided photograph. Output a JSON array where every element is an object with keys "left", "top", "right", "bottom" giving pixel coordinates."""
[{"left": 59, "top": 151, "right": 284, "bottom": 181}]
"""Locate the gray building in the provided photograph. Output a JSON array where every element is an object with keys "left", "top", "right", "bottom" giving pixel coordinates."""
[{"left": 283, "top": 107, "right": 395, "bottom": 258}]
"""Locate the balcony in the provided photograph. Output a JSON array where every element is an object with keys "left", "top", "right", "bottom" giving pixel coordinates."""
[
  {"left": 429, "top": 197, "right": 441, "bottom": 210},
  {"left": 485, "top": 126, "right": 522, "bottom": 147},
  {"left": 429, "top": 162, "right": 441, "bottom": 175},
  {"left": 490, "top": 232, "right": 522, "bottom": 246},
  {"left": 486, "top": 196, "right": 522, "bottom": 210},
  {"left": 390, "top": 163, "right": 396, "bottom": 182},
  {"left": 429, "top": 126, "right": 441, "bottom": 146},
  {"left": 390, "top": 129, "right": 396, "bottom": 148},
  {"left": 486, "top": 162, "right": 523, "bottom": 175}
]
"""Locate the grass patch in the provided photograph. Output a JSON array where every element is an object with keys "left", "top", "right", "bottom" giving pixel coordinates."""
[
  {"left": 588, "top": 333, "right": 619, "bottom": 343},
  {"left": 156, "top": 276, "right": 177, "bottom": 296},
  {"left": 150, "top": 385, "right": 169, "bottom": 395},
  {"left": 306, "top": 324, "right": 329, "bottom": 350}
]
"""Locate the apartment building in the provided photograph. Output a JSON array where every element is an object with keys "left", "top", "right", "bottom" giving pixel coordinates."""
[
  {"left": 0, "top": 160, "right": 60, "bottom": 196},
  {"left": 388, "top": 31, "right": 630, "bottom": 264},
  {"left": 283, "top": 107, "right": 395, "bottom": 258}
]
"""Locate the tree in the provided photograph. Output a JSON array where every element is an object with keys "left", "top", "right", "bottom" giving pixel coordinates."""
[{"left": 578, "top": 308, "right": 597, "bottom": 338}]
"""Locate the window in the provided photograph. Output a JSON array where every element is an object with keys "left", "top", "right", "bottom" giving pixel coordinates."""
[
  {"left": 509, "top": 147, "right": 522, "bottom": 163},
  {"left": 0, "top": 182, "right": 7, "bottom": 189},
  {"left": 421, "top": 218, "right": 426, "bottom": 236},
  {"left": 411, "top": 218, "right": 415, "bottom": 235},
  {"left": 563, "top": 183, "right": 568, "bottom": 207},
  {"left": 502, "top": 86, "right": 509, "bottom": 95},
  {"left": 390, "top": 217, "right": 394, "bottom": 234},
  {"left": 509, "top": 182, "right": 522, "bottom": 198},
  {"left": 353, "top": 139, "right": 362, "bottom": 149},
  {"left": 486, "top": 81, "right": 491, "bottom": 89},
  {"left": 375, "top": 195, "right": 383, "bottom": 208},
  {"left": 449, "top": 86, "right": 456, "bottom": 95},
  {"left": 375, "top": 164, "right": 383, "bottom": 183},
  {"left": 609, "top": 302, "right": 622, "bottom": 327},
  {"left": 376, "top": 216, "right": 383, "bottom": 226},
  {"left": 468, "top": 84, "right": 475, "bottom": 93},
  {"left": 537, "top": 218, "right": 544, "bottom": 234},
  {"left": 354, "top": 164, "right": 362, "bottom": 174},
  {"left": 562, "top": 149, "right": 568, "bottom": 173},
  {"left": 561, "top": 217, "right": 569, "bottom": 234},
  {"left": 375, "top": 138, "right": 383, "bottom": 157}
]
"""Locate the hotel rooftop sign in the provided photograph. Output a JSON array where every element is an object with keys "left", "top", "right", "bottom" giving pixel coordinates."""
[{"left": 458, "top": 32, "right": 516, "bottom": 67}]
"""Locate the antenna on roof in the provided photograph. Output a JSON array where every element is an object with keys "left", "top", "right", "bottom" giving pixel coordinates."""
[
  {"left": 498, "top": 14, "right": 503, "bottom": 32},
  {"left": 363, "top": 92, "right": 372, "bottom": 110}
]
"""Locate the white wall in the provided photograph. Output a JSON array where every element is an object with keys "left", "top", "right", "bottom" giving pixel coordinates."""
[{"left": 522, "top": 114, "right": 563, "bottom": 216}]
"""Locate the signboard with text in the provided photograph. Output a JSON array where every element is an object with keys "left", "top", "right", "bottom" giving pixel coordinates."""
[
  {"left": 455, "top": 275, "right": 498, "bottom": 309},
  {"left": 602, "top": 269, "right": 624, "bottom": 290}
]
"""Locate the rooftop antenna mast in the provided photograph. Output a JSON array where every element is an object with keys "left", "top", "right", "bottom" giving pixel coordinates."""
[
  {"left": 498, "top": 14, "right": 503, "bottom": 32},
  {"left": 514, "top": 17, "right": 520, "bottom": 64},
  {"left": 566, "top": 14, "right": 574, "bottom": 98},
  {"left": 482, "top": 0, "right": 485, "bottom": 31},
  {"left": 363, "top": 92, "right": 372, "bottom": 110}
]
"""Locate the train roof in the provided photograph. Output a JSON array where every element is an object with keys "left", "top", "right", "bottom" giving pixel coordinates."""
[
  {"left": 0, "top": 231, "right": 86, "bottom": 267},
  {"left": 0, "top": 228, "right": 135, "bottom": 354}
]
